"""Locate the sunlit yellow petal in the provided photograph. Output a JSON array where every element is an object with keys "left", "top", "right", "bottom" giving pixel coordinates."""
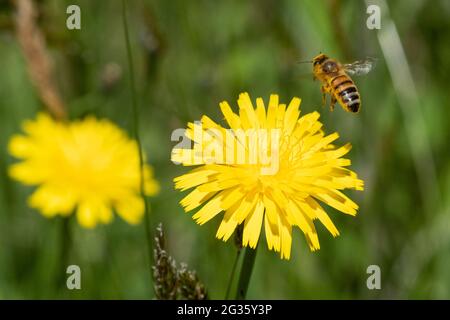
[
  {"left": 180, "top": 188, "right": 216, "bottom": 212},
  {"left": 243, "top": 200, "right": 264, "bottom": 248},
  {"left": 305, "top": 197, "right": 339, "bottom": 237},
  {"left": 280, "top": 215, "right": 292, "bottom": 260},
  {"left": 192, "top": 192, "right": 225, "bottom": 225},
  {"left": 216, "top": 202, "right": 240, "bottom": 241},
  {"left": 264, "top": 213, "right": 280, "bottom": 252}
]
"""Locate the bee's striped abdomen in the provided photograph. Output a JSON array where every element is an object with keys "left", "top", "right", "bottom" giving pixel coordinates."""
[{"left": 330, "top": 74, "right": 361, "bottom": 113}]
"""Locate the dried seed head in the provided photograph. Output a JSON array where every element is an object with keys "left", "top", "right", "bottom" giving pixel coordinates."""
[{"left": 152, "top": 223, "right": 207, "bottom": 300}]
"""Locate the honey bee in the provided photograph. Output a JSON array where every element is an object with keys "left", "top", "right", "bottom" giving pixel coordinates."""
[{"left": 311, "top": 53, "right": 375, "bottom": 113}]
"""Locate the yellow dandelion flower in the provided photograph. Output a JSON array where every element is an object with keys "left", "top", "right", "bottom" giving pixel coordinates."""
[
  {"left": 8, "top": 113, "right": 159, "bottom": 228},
  {"left": 172, "top": 93, "right": 363, "bottom": 259}
]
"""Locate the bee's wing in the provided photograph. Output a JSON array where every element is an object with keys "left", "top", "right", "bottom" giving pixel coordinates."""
[{"left": 343, "top": 57, "right": 377, "bottom": 76}]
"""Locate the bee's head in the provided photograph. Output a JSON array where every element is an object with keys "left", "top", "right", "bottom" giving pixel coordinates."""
[{"left": 312, "top": 53, "right": 328, "bottom": 66}]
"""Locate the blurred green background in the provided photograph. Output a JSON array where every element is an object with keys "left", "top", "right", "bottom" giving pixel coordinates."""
[{"left": 1, "top": 0, "right": 450, "bottom": 299}]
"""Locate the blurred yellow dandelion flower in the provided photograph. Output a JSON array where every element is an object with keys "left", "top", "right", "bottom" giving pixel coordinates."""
[
  {"left": 172, "top": 93, "right": 363, "bottom": 259},
  {"left": 8, "top": 113, "right": 159, "bottom": 228}
]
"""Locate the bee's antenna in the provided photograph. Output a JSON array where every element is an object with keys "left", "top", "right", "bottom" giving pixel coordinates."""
[{"left": 297, "top": 60, "right": 312, "bottom": 64}]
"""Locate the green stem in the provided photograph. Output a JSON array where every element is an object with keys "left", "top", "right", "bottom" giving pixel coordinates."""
[
  {"left": 122, "top": 0, "right": 154, "bottom": 271},
  {"left": 102, "top": 227, "right": 124, "bottom": 299},
  {"left": 235, "top": 246, "right": 258, "bottom": 300},
  {"left": 57, "top": 217, "right": 71, "bottom": 293},
  {"left": 225, "top": 249, "right": 242, "bottom": 300}
]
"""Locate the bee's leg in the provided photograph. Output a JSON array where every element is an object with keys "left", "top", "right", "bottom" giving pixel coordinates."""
[
  {"left": 320, "top": 86, "right": 327, "bottom": 108},
  {"left": 330, "top": 95, "right": 337, "bottom": 111}
]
